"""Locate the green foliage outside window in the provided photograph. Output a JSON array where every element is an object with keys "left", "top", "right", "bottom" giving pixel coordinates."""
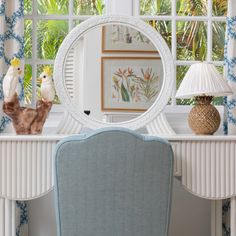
[
  {"left": 140, "top": 0, "right": 171, "bottom": 15},
  {"left": 24, "top": 0, "right": 104, "bottom": 104},
  {"left": 74, "top": 0, "right": 104, "bottom": 15},
  {"left": 141, "top": 0, "right": 227, "bottom": 105}
]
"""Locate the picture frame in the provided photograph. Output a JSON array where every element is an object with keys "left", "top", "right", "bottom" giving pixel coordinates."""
[
  {"left": 102, "top": 25, "right": 157, "bottom": 53},
  {"left": 101, "top": 57, "right": 163, "bottom": 112}
]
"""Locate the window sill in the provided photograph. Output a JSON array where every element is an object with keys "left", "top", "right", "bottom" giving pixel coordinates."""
[{"left": 44, "top": 104, "right": 225, "bottom": 135}]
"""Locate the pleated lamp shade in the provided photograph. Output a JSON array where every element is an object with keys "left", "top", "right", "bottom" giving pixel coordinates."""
[{"left": 176, "top": 62, "right": 233, "bottom": 99}]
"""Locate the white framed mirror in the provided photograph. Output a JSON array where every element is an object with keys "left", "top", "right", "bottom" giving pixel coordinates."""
[{"left": 54, "top": 15, "right": 175, "bottom": 134}]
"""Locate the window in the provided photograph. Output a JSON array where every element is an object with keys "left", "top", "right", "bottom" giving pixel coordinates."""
[
  {"left": 24, "top": 0, "right": 105, "bottom": 105},
  {"left": 136, "top": 0, "right": 227, "bottom": 105},
  {"left": 24, "top": 0, "right": 227, "bottom": 107}
]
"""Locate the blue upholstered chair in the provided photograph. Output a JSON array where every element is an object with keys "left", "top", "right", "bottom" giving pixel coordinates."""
[{"left": 54, "top": 128, "right": 174, "bottom": 236}]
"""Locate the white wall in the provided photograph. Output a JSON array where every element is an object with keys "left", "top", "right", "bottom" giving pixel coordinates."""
[
  {"left": 28, "top": 176, "right": 211, "bottom": 236},
  {"left": 28, "top": 191, "right": 57, "bottom": 236},
  {"left": 82, "top": 27, "right": 103, "bottom": 120}
]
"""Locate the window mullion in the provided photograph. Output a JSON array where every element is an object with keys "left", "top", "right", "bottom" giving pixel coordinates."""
[
  {"left": 104, "top": 0, "right": 111, "bottom": 15},
  {"left": 176, "top": 60, "right": 224, "bottom": 66},
  {"left": 25, "top": 59, "right": 55, "bottom": 64},
  {"left": 132, "top": 0, "right": 140, "bottom": 16},
  {"left": 69, "top": 0, "right": 74, "bottom": 31},
  {"left": 207, "top": 0, "right": 213, "bottom": 62},
  {"left": 31, "top": 0, "right": 37, "bottom": 107},
  {"left": 139, "top": 15, "right": 226, "bottom": 22},
  {"left": 171, "top": 0, "right": 177, "bottom": 106},
  {"left": 24, "top": 15, "right": 92, "bottom": 20}
]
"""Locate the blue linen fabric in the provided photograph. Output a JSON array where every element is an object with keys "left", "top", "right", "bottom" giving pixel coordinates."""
[{"left": 54, "top": 128, "right": 174, "bottom": 236}]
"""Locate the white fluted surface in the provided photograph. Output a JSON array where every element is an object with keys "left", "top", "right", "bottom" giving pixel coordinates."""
[
  {"left": 1, "top": 136, "right": 236, "bottom": 201},
  {"left": 58, "top": 44, "right": 83, "bottom": 134},
  {"left": 180, "top": 141, "right": 236, "bottom": 199},
  {"left": 57, "top": 112, "right": 83, "bottom": 134},
  {"left": 0, "top": 198, "right": 15, "bottom": 236},
  {"left": 0, "top": 140, "right": 57, "bottom": 200},
  {"left": 170, "top": 142, "right": 182, "bottom": 176},
  {"left": 146, "top": 113, "right": 175, "bottom": 135},
  {"left": 64, "top": 46, "right": 75, "bottom": 99}
]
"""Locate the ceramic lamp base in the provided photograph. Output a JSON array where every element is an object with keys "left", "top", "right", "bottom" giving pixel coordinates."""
[{"left": 188, "top": 96, "right": 220, "bottom": 135}]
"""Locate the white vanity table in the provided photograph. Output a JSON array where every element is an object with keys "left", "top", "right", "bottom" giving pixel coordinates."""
[
  {"left": 0, "top": 15, "right": 235, "bottom": 236},
  {"left": 0, "top": 134, "right": 236, "bottom": 236}
]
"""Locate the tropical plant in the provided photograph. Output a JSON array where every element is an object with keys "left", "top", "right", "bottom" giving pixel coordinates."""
[
  {"left": 24, "top": 0, "right": 32, "bottom": 14},
  {"left": 212, "top": 0, "right": 227, "bottom": 16},
  {"left": 23, "top": 65, "right": 33, "bottom": 104},
  {"left": 37, "top": 0, "right": 69, "bottom": 59},
  {"left": 140, "top": 0, "right": 171, "bottom": 15},
  {"left": 74, "top": 0, "right": 104, "bottom": 15},
  {"left": 24, "top": 20, "right": 32, "bottom": 59},
  {"left": 38, "top": 0, "right": 68, "bottom": 14}
]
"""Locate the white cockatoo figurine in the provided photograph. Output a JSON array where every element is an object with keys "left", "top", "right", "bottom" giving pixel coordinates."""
[
  {"left": 39, "top": 66, "right": 55, "bottom": 102},
  {"left": 3, "top": 57, "right": 22, "bottom": 102}
]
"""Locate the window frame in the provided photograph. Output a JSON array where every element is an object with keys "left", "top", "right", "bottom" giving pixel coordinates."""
[
  {"left": 24, "top": 0, "right": 227, "bottom": 109},
  {"left": 133, "top": 0, "right": 226, "bottom": 106},
  {"left": 24, "top": 0, "right": 107, "bottom": 106}
]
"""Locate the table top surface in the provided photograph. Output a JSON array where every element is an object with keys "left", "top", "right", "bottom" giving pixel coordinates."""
[{"left": 0, "top": 133, "right": 236, "bottom": 141}]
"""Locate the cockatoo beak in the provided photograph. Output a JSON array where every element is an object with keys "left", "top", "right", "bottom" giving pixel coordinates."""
[
  {"left": 18, "top": 70, "right": 22, "bottom": 75},
  {"left": 37, "top": 77, "right": 42, "bottom": 84}
]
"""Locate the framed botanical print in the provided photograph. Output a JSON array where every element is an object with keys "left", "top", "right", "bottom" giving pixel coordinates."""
[
  {"left": 102, "top": 25, "right": 157, "bottom": 53},
  {"left": 101, "top": 57, "right": 163, "bottom": 112}
]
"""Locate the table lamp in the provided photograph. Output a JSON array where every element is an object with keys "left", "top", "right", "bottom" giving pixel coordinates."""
[{"left": 176, "top": 62, "right": 233, "bottom": 135}]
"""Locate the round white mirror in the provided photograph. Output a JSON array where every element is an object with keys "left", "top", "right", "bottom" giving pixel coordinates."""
[{"left": 54, "top": 15, "right": 174, "bottom": 131}]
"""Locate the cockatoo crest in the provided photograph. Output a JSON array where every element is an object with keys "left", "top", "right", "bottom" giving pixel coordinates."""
[
  {"left": 43, "top": 66, "right": 52, "bottom": 77},
  {"left": 10, "top": 57, "right": 21, "bottom": 68},
  {"left": 40, "top": 66, "right": 55, "bottom": 102},
  {"left": 3, "top": 57, "right": 22, "bottom": 102}
]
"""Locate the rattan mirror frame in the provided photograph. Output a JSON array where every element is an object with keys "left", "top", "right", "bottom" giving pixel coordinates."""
[{"left": 54, "top": 15, "right": 174, "bottom": 130}]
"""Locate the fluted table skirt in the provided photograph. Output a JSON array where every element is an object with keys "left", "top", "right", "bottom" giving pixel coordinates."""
[{"left": 0, "top": 134, "right": 236, "bottom": 236}]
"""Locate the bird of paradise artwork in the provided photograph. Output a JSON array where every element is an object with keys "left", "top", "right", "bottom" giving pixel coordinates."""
[
  {"left": 112, "top": 67, "right": 160, "bottom": 103},
  {"left": 102, "top": 57, "right": 163, "bottom": 111}
]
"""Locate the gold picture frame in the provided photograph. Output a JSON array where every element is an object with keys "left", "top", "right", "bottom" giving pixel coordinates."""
[
  {"left": 101, "top": 57, "right": 163, "bottom": 112},
  {"left": 102, "top": 25, "right": 158, "bottom": 53}
]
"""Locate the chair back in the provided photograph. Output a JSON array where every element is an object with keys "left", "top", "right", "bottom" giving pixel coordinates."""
[{"left": 54, "top": 128, "right": 173, "bottom": 236}]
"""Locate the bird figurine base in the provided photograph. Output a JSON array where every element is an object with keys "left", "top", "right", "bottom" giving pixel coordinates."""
[{"left": 3, "top": 93, "right": 52, "bottom": 135}]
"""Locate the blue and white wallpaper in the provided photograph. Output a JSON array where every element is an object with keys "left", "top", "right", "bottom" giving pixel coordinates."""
[
  {"left": 0, "top": 1, "right": 28, "bottom": 236},
  {"left": 223, "top": 1, "right": 236, "bottom": 235},
  {"left": 0, "top": 0, "right": 24, "bottom": 132}
]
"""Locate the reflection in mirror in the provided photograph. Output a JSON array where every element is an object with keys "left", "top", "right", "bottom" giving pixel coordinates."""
[
  {"left": 64, "top": 24, "right": 164, "bottom": 123},
  {"left": 84, "top": 110, "right": 91, "bottom": 116},
  {"left": 102, "top": 25, "right": 157, "bottom": 53}
]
